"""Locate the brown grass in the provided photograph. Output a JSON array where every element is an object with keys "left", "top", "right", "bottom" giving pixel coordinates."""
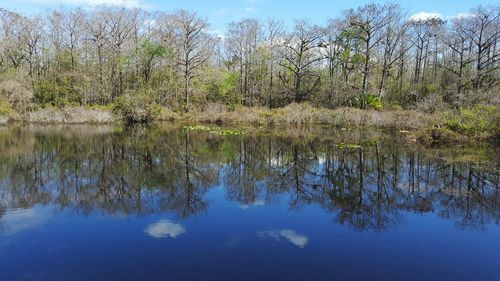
[
  {"left": 167, "top": 103, "right": 440, "bottom": 130},
  {"left": 27, "top": 107, "right": 115, "bottom": 124}
]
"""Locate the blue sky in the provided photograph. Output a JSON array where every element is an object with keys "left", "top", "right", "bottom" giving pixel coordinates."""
[{"left": 1, "top": 0, "right": 497, "bottom": 35}]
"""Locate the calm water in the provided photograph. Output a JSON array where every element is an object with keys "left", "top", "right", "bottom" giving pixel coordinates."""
[{"left": 0, "top": 124, "right": 499, "bottom": 281}]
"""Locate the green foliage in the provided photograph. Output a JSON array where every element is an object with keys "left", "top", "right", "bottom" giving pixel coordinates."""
[
  {"left": 420, "top": 83, "right": 439, "bottom": 96},
  {"left": 335, "top": 143, "right": 362, "bottom": 149},
  {"left": 55, "top": 51, "right": 74, "bottom": 71},
  {"left": 0, "top": 98, "right": 15, "bottom": 116},
  {"left": 141, "top": 38, "right": 168, "bottom": 59},
  {"left": 183, "top": 125, "right": 245, "bottom": 136},
  {"left": 210, "top": 129, "right": 245, "bottom": 136},
  {"left": 444, "top": 105, "right": 498, "bottom": 136},
  {"left": 353, "top": 94, "right": 382, "bottom": 110},
  {"left": 33, "top": 78, "right": 79, "bottom": 108},
  {"left": 183, "top": 125, "right": 211, "bottom": 131},
  {"left": 114, "top": 89, "right": 161, "bottom": 124},
  {"left": 205, "top": 72, "right": 239, "bottom": 109}
]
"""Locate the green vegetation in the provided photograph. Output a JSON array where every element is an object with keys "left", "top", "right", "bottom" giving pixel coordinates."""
[
  {"left": 114, "top": 89, "right": 161, "bottom": 124},
  {"left": 443, "top": 105, "right": 499, "bottom": 137},
  {"left": 184, "top": 125, "right": 245, "bottom": 136},
  {"left": 183, "top": 125, "right": 212, "bottom": 131},
  {"left": 0, "top": 98, "right": 14, "bottom": 116},
  {"left": 353, "top": 94, "right": 382, "bottom": 110},
  {"left": 210, "top": 129, "right": 245, "bottom": 136},
  {"left": 0, "top": 3, "right": 497, "bottom": 146},
  {"left": 335, "top": 143, "right": 363, "bottom": 149}
]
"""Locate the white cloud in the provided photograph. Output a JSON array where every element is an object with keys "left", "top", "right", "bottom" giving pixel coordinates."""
[
  {"left": 409, "top": 12, "right": 443, "bottom": 21},
  {"left": 0, "top": 207, "right": 49, "bottom": 236},
  {"left": 258, "top": 229, "right": 309, "bottom": 248},
  {"left": 239, "top": 199, "right": 265, "bottom": 210},
  {"left": 244, "top": 7, "right": 256, "bottom": 13},
  {"left": 16, "top": 0, "right": 149, "bottom": 9},
  {"left": 144, "top": 219, "right": 186, "bottom": 239}
]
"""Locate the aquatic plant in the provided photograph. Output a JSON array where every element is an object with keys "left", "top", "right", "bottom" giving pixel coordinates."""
[
  {"left": 335, "top": 143, "right": 362, "bottom": 149},
  {"left": 183, "top": 125, "right": 245, "bottom": 136}
]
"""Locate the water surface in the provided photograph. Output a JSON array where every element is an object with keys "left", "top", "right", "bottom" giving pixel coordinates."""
[{"left": 0, "top": 125, "right": 499, "bottom": 281}]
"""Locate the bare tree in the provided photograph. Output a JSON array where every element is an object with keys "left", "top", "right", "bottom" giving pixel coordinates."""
[
  {"left": 225, "top": 18, "right": 262, "bottom": 106},
  {"left": 280, "top": 19, "right": 324, "bottom": 103},
  {"left": 323, "top": 19, "right": 343, "bottom": 105},
  {"left": 378, "top": 4, "right": 410, "bottom": 97},
  {"left": 458, "top": 6, "right": 500, "bottom": 93},
  {"left": 440, "top": 16, "right": 474, "bottom": 98},
  {"left": 170, "top": 10, "right": 211, "bottom": 112},
  {"left": 266, "top": 18, "right": 285, "bottom": 108},
  {"left": 409, "top": 17, "right": 444, "bottom": 86}
]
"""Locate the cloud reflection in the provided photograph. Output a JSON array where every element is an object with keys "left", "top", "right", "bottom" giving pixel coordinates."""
[
  {"left": 258, "top": 229, "right": 309, "bottom": 248},
  {"left": 144, "top": 220, "right": 186, "bottom": 239},
  {"left": 240, "top": 199, "right": 265, "bottom": 210},
  {"left": 0, "top": 207, "right": 48, "bottom": 236}
]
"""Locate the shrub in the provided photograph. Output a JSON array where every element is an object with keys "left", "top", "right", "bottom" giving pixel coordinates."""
[
  {"left": 0, "top": 80, "right": 32, "bottom": 114},
  {"left": 444, "top": 105, "right": 498, "bottom": 136},
  {"left": 353, "top": 94, "right": 382, "bottom": 110},
  {"left": 416, "top": 94, "right": 448, "bottom": 113},
  {"left": 114, "top": 89, "right": 160, "bottom": 124},
  {"left": 33, "top": 79, "right": 78, "bottom": 108},
  {"left": 0, "top": 98, "right": 15, "bottom": 116},
  {"left": 415, "top": 128, "right": 467, "bottom": 146}
]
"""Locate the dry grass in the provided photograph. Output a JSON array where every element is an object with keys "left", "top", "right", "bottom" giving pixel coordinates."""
[
  {"left": 172, "top": 103, "right": 439, "bottom": 130},
  {"left": 27, "top": 107, "right": 116, "bottom": 124}
]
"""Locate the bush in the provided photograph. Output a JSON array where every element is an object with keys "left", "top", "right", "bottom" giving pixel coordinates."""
[
  {"left": 353, "top": 94, "right": 382, "bottom": 110},
  {"left": 416, "top": 94, "right": 448, "bottom": 113},
  {"left": 204, "top": 72, "right": 239, "bottom": 109},
  {"left": 114, "top": 89, "right": 160, "bottom": 124},
  {"left": 444, "top": 105, "right": 498, "bottom": 136},
  {"left": 33, "top": 79, "right": 78, "bottom": 108},
  {"left": 0, "top": 80, "right": 32, "bottom": 114},
  {"left": 415, "top": 128, "right": 467, "bottom": 146},
  {"left": 0, "top": 98, "right": 15, "bottom": 116}
]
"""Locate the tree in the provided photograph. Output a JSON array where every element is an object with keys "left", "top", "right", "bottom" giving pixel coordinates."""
[
  {"left": 280, "top": 20, "right": 324, "bottom": 103},
  {"left": 170, "top": 10, "right": 211, "bottom": 112},
  {"left": 458, "top": 6, "right": 500, "bottom": 93},
  {"left": 409, "top": 16, "right": 444, "bottom": 87},
  {"left": 225, "top": 18, "right": 262, "bottom": 106},
  {"left": 440, "top": 16, "right": 474, "bottom": 99},
  {"left": 323, "top": 19, "right": 343, "bottom": 105},
  {"left": 377, "top": 4, "right": 409, "bottom": 98},
  {"left": 346, "top": 4, "right": 387, "bottom": 101},
  {"left": 266, "top": 18, "right": 285, "bottom": 108}
]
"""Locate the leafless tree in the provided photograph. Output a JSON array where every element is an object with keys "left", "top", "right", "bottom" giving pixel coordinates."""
[
  {"left": 279, "top": 20, "right": 324, "bottom": 103},
  {"left": 170, "top": 10, "right": 211, "bottom": 112}
]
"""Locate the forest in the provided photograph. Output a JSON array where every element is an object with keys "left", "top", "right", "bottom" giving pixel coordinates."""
[{"left": 0, "top": 3, "right": 498, "bottom": 133}]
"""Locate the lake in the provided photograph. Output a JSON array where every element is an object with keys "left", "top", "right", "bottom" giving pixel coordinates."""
[{"left": 0, "top": 124, "right": 499, "bottom": 281}]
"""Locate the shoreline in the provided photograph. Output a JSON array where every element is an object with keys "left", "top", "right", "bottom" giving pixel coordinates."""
[{"left": 1, "top": 104, "right": 497, "bottom": 147}]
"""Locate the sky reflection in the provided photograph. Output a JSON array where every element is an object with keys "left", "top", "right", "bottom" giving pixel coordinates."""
[
  {"left": 0, "top": 207, "right": 49, "bottom": 236},
  {"left": 258, "top": 229, "right": 309, "bottom": 248},
  {"left": 144, "top": 219, "right": 186, "bottom": 239}
]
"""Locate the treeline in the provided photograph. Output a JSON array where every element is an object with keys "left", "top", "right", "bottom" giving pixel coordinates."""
[{"left": 0, "top": 3, "right": 499, "bottom": 113}]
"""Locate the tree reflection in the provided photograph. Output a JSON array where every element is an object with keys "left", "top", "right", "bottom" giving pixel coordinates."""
[{"left": 0, "top": 125, "right": 498, "bottom": 231}]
